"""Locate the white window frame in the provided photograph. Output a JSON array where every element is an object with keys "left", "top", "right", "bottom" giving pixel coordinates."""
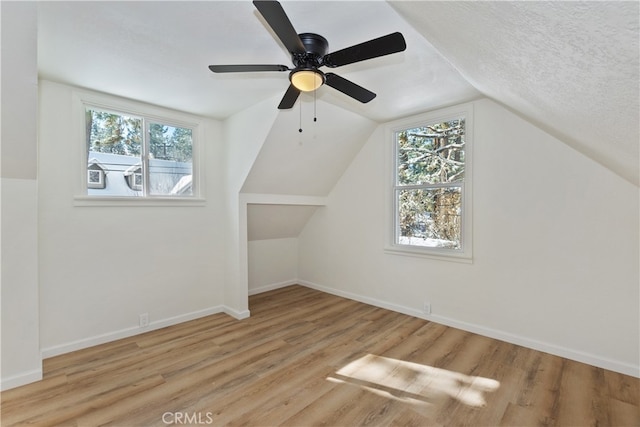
[
  {"left": 385, "top": 103, "right": 473, "bottom": 263},
  {"left": 71, "top": 89, "right": 205, "bottom": 207}
]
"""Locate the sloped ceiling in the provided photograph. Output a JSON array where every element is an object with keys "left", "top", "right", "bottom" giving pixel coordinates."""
[
  {"left": 37, "top": 1, "right": 638, "bottom": 187},
  {"left": 37, "top": 1, "right": 478, "bottom": 123},
  {"left": 242, "top": 99, "right": 376, "bottom": 240},
  {"left": 391, "top": 1, "right": 639, "bottom": 185},
  {"left": 248, "top": 204, "right": 319, "bottom": 240},
  {"left": 242, "top": 100, "right": 377, "bottom": 196}
]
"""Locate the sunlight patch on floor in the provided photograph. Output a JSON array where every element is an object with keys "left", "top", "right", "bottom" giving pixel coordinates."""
[{"left": 328, "top": 354, "right": 500, "bottom": 408}]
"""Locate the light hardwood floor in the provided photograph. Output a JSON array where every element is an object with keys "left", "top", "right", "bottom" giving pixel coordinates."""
[{"left": 1, "top": 285, "right": 638, "bottom": 426}]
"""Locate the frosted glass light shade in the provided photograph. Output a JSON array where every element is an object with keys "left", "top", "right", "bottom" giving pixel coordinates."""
[{"left": 291, "top": 70, "right": 324, "bottom": 92}]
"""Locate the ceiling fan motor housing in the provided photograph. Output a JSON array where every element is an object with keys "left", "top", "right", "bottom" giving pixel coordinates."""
[
  {"left": 289, "top": 33, "right": 329, "bottom": 89},
  {"left": 293, "top": 33, "right": 328, "bottom": 69}
]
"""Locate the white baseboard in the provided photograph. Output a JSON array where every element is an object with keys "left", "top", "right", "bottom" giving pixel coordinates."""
[
  {"left": 1, "top": 368, "right": 43, "bottom": 391},
  {"left": 41, "top": 305, "right": 227, "bottom": 359},
  {"left": 223, "top": 306, "right": 251, "bottom": 320},
  {"left": 298, "top": 280, "right": 640, "bottom": 378},
  {"left": 248, "top": 279, "right": 298, "bottom": 296},
  {"left": 34, "top": 280, "right": 640, "bottom": 379}
]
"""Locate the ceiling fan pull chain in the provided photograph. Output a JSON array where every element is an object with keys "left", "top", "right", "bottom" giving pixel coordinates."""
[
  {"left": 299, "top": 99, "right": 303, "bottom": 133},
  {"left": 314, "top": 89, "right": 317, "bottom": 123}
]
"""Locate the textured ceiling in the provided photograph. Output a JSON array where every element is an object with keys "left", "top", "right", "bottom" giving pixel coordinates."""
[
  {"left": 37, "top": 1, "right": 478, "bottom": 123},
  {"left": 37, "top": 1, "right": 638, "bottom": 185},
  {"left": 391, "top": 1, "right": 639, "bottom": 185}
]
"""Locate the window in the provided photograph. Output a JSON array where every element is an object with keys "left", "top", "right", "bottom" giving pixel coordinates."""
[
  {"left": 124, "top": 164, "right": 143, "bottom": 192},
  {"left": 85, "top": 108, "right": 194, "bottom": 197},
  {"left": 388, "top": 105, "right": 472, "bottom": 261},
  {"left": 87, "top": 160, "right": 107, "bottom": 189}
]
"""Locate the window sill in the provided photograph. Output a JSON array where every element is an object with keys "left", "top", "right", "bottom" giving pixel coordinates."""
[
  {"left": 384, "top": 245, "right": 473, "bottom": 264},
  {"left": 74, "top": 196, "right": 206, "bottom": 207}
]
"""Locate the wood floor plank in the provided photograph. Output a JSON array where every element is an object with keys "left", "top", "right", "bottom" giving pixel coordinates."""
[
  {"left": 605, "top": 368, "right": 640, "bottom": 406},
  {"left": 1, "top": 285, "right": 638, "bottom": 426},
  {"left": 554, "top": 360, "right": 615, "bottom": 426},
  {"left": 500, "top": 402, "right": 541, "bottom": 426},
  {"left": 191, "top": 358, "right": 335, "bottom": 426},
  {"left": 609, "top": 397, "right": 640, "bottom": 426},
  {"left": 388, "top": 408, "right": 441, "bottom": 427}
]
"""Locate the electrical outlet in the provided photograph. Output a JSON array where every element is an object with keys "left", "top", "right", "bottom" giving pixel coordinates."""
[
  {"left": 423, "top": 302, "right": 431, "bottom": 315},
  {"left": 139, "top": 313, "right": 149, "bottom": 328}
]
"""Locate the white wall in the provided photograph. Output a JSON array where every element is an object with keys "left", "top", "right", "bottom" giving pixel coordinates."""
[
  {"left": 222, "top": 97, "right": 279, "bottom": 317},
  {"left": 243, "top": 195, "right": 326, "bottom": 296},
  {"left": 242, "top": 100, "right": 376, "bottom": 196},
  {"left": 37, "top": 81, "right": 228, "bottom": 356},
  {"left": 0, "top": 1, "right": 42, "bottom": 390},
  {"left": 240, "top": 100, "right": 375, "bottom": 299},
  {"left": 248, "top": 238, "right": 298, "bottom": 294},
  {"left": 298, "top": 98, "right": 639, "bottom": 376},
  {"left": 1, "top": 179, "right": 40, "bottom": 389}
]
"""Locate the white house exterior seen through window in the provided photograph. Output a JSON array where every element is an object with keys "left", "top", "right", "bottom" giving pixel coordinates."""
[{"left": 85, "top": 108, "right": 195, "bottom": 198}]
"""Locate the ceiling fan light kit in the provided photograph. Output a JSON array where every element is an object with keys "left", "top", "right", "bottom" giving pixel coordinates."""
[
  {"left": 209, "top": 0, "right": 406, "bottom": 110},
  {"left": 290, "top": 69, "right": 325, "bottom": 92}
]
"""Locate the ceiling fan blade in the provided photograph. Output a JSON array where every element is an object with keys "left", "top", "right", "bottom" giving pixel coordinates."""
[
  {"left": 278, "top": 84, "right": 301, "bottom": 109},
  {"left": 325, "top": 73, "right": 376, "bottom": 103},
  {"left": 209, "top": 64, "right": 290, "bottom": 73},
  {"left": 253, "top": 0, "right": 306, "bottom": 55},
  {"left": 323, "top": 32, "right": 406, "bottom": 68}
]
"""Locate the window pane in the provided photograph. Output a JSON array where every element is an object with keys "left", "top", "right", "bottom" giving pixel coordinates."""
[
  {"left": 87, "top": 109, "right": 142, "bottom": 156},
  {"left": 86, "top": 109, "right": 143, "bottom": 196},
  {"left": 397, "top": 187, "right": 462, "bottom": 249},
  {"left": 397, "top": 118, "right": 465, "bottom": 185},
  {"left": 148, "top": 124, "right": 193, "bottom": 196}
]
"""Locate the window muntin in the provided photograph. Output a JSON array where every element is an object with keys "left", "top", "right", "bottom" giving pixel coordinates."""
[
  {"left": 85, "top": 108, "right": 194, "bottom": 197},
  {"left": 394, "top": 118, "right": 466, "bottom": 251}
]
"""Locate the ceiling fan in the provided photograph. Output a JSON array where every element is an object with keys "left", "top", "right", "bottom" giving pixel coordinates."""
[{"left": 209, "top": 0, "right": 407, "bottom": 109}]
